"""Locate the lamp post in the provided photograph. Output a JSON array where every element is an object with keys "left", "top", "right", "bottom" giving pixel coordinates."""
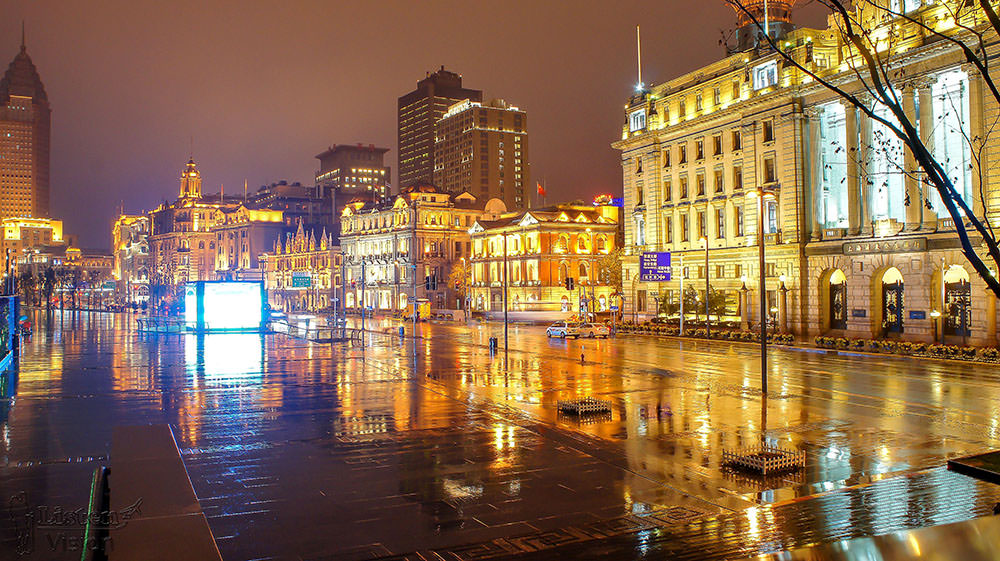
[
  {"left": 503, "top": 232, "right": 509, "bottom": 365},
  {"left": 930, "top": 309, "right": 941, "bottom": 343},
  {"left": 740, "top": 274, "right": 749, "bottom": 330},
  {"left": 748, "top": 187, "right": 776, "bottom": 395},
  {"left": 700, "top": 236, "right": 710, "bottom": 338},
  {"left": 778, "top": 273, "right": 788, "bottom": 334}
]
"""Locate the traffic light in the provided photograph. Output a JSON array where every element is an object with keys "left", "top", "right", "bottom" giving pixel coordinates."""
[{"left": 564, "top": 276, "right": 574, "bottom": 290}]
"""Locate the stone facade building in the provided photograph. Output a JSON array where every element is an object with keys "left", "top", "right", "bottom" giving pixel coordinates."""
[
  {"left": 262, "top": 222, "right": 341, "bottom": 312},
  {"left": 111, "top": 214, "right": 150, "bottom": 304},
  {"left": 339, "top": 184, "right": 498, "bottom": 313},
  {"left": 468, "top": 204, "right": 620, "bottom": 316},
  {"left": 615, "top": 1, "right": 1000, "bottom": 345}
]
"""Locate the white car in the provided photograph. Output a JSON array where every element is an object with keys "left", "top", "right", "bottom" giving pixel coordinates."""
[
  {"left": 579, "top": 322, "right": 610, "bottom": 338},
  {"left": 546, "top": 321, "right": 582, "bottom": 338}
]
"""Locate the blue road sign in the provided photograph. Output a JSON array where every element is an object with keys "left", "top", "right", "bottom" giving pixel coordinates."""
[{"left": 639, "top": 252, "right": 672, "bottom": 282}]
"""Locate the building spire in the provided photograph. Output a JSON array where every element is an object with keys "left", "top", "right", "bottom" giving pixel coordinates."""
[{"left": 21, "top": 21, "right": 25, "bottom": 51}]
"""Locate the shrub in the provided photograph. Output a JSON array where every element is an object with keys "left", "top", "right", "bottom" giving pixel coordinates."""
[
  {"left": 882, "top": 340, "right": 898, "bottom": 354},
  {"left": 848, "top": 339, "right": 865, "bottom": 350},
  {"left": 961, "top": 346, "right": 977, "bottom": 359},
  {"left": 834, "top": 337, "right": 849, "bottom": 349},
  {"left": 911, "top": 342, "right": 927, "bottom": 354},
  {"left": 981, "top": 347, "right": 1000, "bottom": 361}
]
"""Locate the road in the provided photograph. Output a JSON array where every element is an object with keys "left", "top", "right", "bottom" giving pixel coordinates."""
[{"left": 2, "top": 311, "right": 1000, "bottom": 560}]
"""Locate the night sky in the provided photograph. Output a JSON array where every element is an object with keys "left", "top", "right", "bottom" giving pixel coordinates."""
[{"left": 0, "top": 0, "right": 826, "bottom": 250}]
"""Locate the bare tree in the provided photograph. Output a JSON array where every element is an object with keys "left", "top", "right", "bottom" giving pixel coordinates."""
[{"left": 726, "top": 0, "right": 1000, "bottom": 298}]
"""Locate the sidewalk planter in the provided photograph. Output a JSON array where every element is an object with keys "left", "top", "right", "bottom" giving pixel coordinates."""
[
  {"left": 813, "top": 335, "right": 999, "bottom": 363},
  {"left": 617, "top": 321, "right": 795, "bottom": 346}
]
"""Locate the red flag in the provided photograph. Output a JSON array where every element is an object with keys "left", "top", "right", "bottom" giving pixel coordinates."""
[{"left": 537, "top": 182, "right": 546, "bottom": 197}]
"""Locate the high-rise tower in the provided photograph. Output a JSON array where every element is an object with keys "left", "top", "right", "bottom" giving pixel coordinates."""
[
  {"left": 397, "top": 67, "right": 482, "bottom": 189},
  {"left": 0, "top": 34, "right": 50, "bottom": 220}
]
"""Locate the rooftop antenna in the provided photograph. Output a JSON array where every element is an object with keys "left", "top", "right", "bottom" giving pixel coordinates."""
[
  {"left": 764, "top": 0, "right": 770, "bottom": 39},
  {"left": 20, "top": 21, "right": 25, "bottom": 50},
  {"left": 243, "top": 179, "right": 248, "bottom": 203},
  {"left": 635, "top": 25, "right": 643, "bottom": 92}
]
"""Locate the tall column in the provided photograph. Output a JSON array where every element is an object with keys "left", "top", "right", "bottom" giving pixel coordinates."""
[
  {"left": 964, "top": 63, "right": 985, "bottom": 221},
  {"left": 844, "top": 100, "right": 862, "bottom": 235},
  {"left": 806, "top": 107, "right": 824, "bottom": 240},
  {"left": 857, "top": 95, "right": 874, "bottom": 235},
  {"left": 918, "top": 80, "right": 937, "bottom": 231},
  {"left": 902, "top": 83, "right": 922, "bottom": 230}
]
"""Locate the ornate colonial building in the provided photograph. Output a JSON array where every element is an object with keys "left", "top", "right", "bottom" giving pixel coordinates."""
[
  {"left": 339, "top": 184, "right": 499, "bottom": 313},
  {"left": 262, "top": 222, "right": 340, "bottom": 312},
  {"left": 111, "top": 214, "right": 150, "bottom": 304},
  {"left": 615, "top": 0, "right": 1000, "bottom": 345},
  {"left": 468, "top": 203, "right": 620, "bottom": 316}
]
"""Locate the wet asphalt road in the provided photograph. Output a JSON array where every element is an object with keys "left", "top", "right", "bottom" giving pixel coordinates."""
[{"left": 2, "top": 310, "right": 1000, "bottom": 560}]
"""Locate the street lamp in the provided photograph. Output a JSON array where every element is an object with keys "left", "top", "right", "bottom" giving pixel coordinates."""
[
  {"left": 747, "top": 187, "right": 776, "bottom": 395},
  {"left": 699, "top": 235, "right": 710, "bottom": 338},
  {"left": 930, "top": 309, "right": 941, "bottom": 343}
]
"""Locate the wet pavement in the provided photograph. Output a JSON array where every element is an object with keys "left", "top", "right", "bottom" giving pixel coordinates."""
[{"left": 2, "top": 310, "right": 1000, "bottom": 560}]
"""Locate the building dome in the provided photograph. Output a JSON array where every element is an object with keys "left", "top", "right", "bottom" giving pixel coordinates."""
[{"left": 731, "top": 0, "right": 796, "bottom": 28}]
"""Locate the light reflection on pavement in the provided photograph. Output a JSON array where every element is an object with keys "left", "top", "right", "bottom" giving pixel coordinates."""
[{"left": 1, "top": 311, "right": 999, "bottom": 560}]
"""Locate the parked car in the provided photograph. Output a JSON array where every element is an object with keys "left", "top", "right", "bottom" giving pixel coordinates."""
[
  {"left": 546, "top": 321, "right": 582, "bottom": 338},
  {"left": 579, "top": 322, "right": 610, "bottom": 338}
]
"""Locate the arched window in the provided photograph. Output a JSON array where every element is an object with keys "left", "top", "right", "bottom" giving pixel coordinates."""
[
  {"left": 579, "top": 262, "right": 589, "bottom": 278},
  {"left": 556, "top": 234, "right": 569, "bottom": 253}
]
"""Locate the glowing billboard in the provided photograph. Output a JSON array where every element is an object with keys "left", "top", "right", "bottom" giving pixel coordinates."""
[{"left": 184, "top": 281, "right": 265, "bottom": 331}]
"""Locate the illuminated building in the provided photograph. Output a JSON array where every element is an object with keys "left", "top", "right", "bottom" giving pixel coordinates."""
[
  {"left": 468, "top": 203, "right": 620, "bottom": 315},
  {"left": 338, "top": 184, "right": 498, "bottom": 313},
  {"left": 2, "top": 216, "right": 62, "bottom": 256},
  {"left": 262, "top": 221, "right": 341, "bottom": 312},
  {"left": 148, "top": 160, "right": 292, "bottom": 297},
  {"left": 434, "top": 99, "right": 529, "bottom": 210},
  {"left": 0, "top": 35, "right": 50, "bottom": 222},
  {"left": 398, "top": 67, "right": 482, "bottom": 188},
  {"left": 614, "top": 1, "right": 1000, "bottom": 345},
  {"left": 213, "top": 206, "right": 285, "bottom": 281},
  {"left": 247, "top": 180, "right": 331, "bottom": 228},
  {"left": 314, "top": 144, "right": 389, "bottom": 239},
  {"left": 148, "top": 159, "right": 232, "bottom": 289},
  {"left": 111, "top": 214, "right": 150, "bottom": 303}
]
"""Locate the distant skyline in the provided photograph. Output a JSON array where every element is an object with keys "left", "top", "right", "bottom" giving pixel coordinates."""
[{"left": 0, "top": 0, "right": 826, "bottom": 249}]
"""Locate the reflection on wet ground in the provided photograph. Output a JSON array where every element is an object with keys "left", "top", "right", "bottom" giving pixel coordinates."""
[{"left": 2, "top": 310, "right": 1000, "bottom": 560}]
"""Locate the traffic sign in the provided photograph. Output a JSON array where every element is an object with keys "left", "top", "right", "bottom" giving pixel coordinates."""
[{"left": 640, "top": 252, "right": 672, "bottom": 282}]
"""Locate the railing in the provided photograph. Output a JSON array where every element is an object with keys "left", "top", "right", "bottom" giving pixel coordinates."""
[
  {"left": 270, "top": 320, "right": 340, "bottom": 342},
  {"left": 137, "top": 316, "right": 188, "bottom": 333}
]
